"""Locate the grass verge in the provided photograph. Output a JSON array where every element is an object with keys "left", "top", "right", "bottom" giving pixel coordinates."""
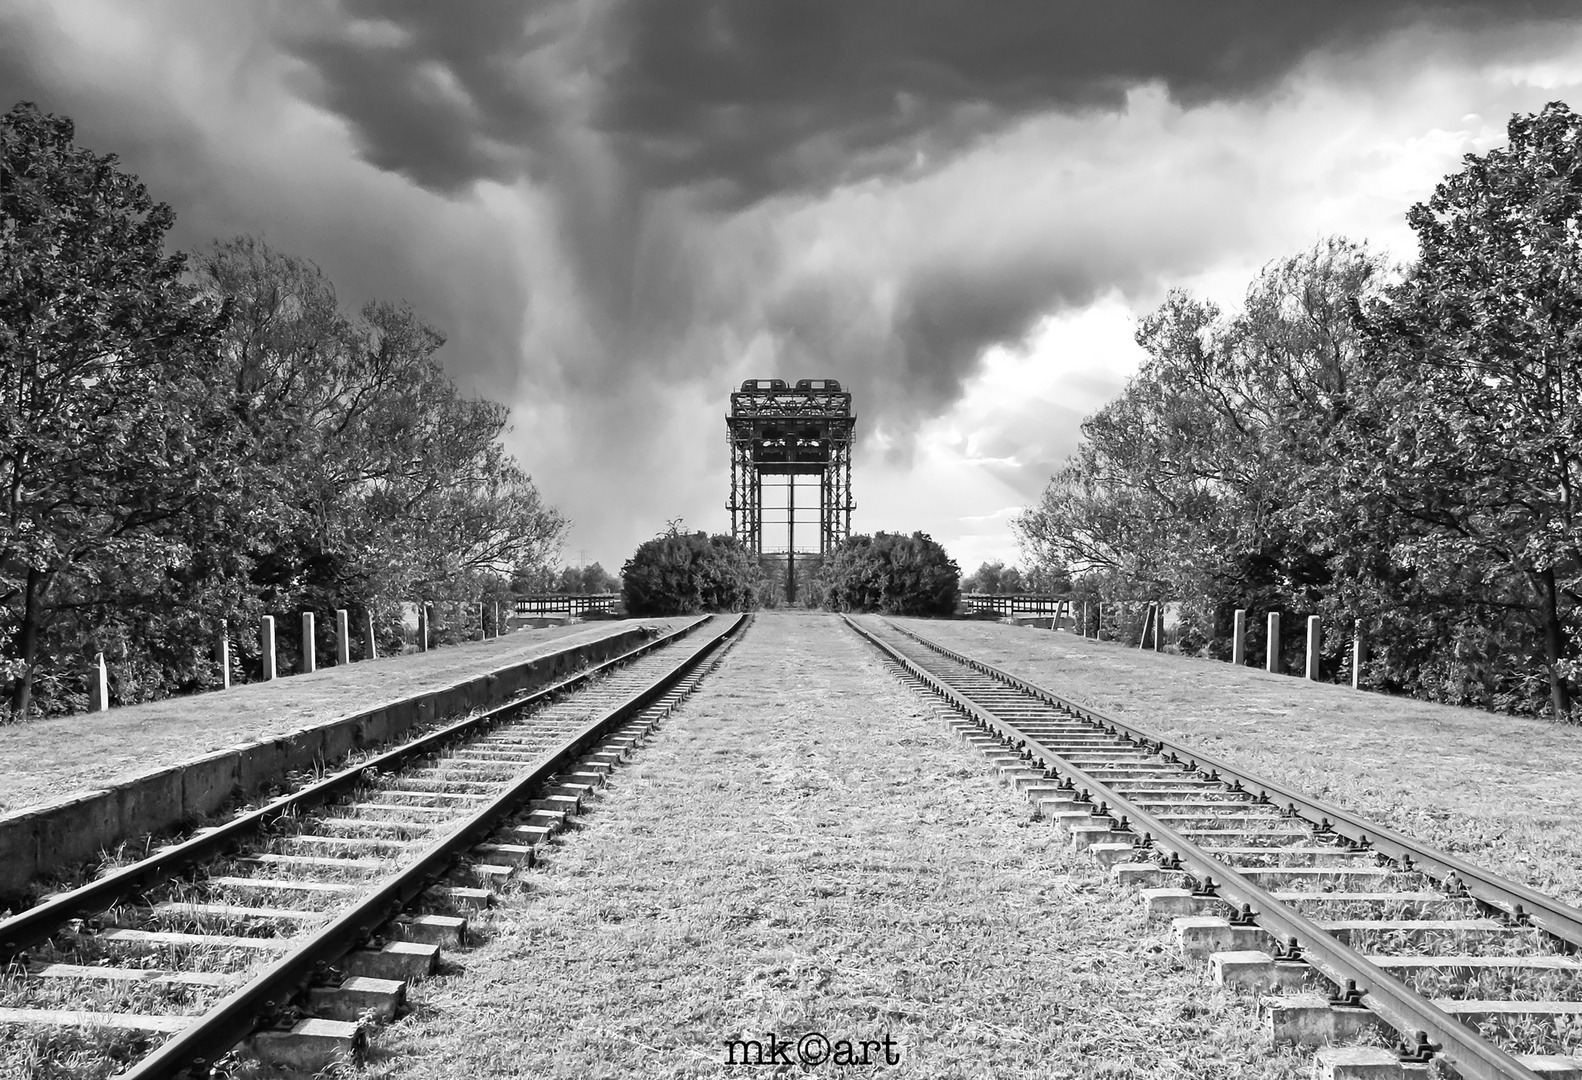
[
  {"left": 364, "top": 611, "right": 1305, "bottom": 1080},
  {"left": 889, "top": 617, "right": 1582, "bottom": 909}
]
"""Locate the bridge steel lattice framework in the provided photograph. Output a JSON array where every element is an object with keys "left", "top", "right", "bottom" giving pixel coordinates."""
[{"left": 726, "top": 379, "right": 855, "bottom": 597}]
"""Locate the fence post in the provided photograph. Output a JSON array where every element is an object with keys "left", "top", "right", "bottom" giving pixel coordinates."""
[
  {"left": 88, "top": 651, "right": 109, "bottom": 711},
  {"left": 301, "top": 612, "right": 316, "bottom": 674},
  {"left": 1305, "top": 616, "right": 1321, "bottom": 680},
  {"left": 1232, "top": 609, "right": 1246, "bottom": 666},
  {"left": 1266, "top": 612, "right": 1280, "bottom": 674},
  {"left": 216, "top": 620, "right": 230, "bottom": 690},
  {"left": 494, "top": 600, "right": 501, "bottom": 638},
  {"left": 364, "top": 609, "right": 377, "bottom": 661},
  {"left": 261, "top": 616, "right": 277, "bottom": 680},
  {"left": 336, "top": 609, "right": 350, "bottom": 665},
  {"left": 1154, "top": 602, "right": 1162, "bottom": 652},
  {"left": 418, "top": 603, "right": 429, "bottom": 652},
  {"left": 1352, "top": 620, "right": 1365, "bottom": 690}
]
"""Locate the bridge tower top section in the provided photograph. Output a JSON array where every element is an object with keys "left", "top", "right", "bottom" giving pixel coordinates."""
[{"left": 726, "top": 377, "right": 855, "bottom": 561}]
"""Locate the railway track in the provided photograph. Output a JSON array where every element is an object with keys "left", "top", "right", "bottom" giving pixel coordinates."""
[
  {"left": 0, "top": 612, "right": 748, "bottom": 1079},
  {"left": 847, "top": 614, "right": 1582, "bottom": 1080}
]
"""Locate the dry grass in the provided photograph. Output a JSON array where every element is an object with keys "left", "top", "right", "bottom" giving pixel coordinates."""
[
  {"left": 362, "top": 611, "right": 1308, "bottom": 1080},
  {"left": 0, "top": 1024, "right": 166, "bottom": 1080},
  {"left": 0, "top": 618, "right": 695, "bottom": 815},
  {"left": 891, "top": 618, "right": 1582, "bottom": 908}
]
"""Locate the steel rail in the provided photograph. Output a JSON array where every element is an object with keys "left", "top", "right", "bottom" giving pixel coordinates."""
[
  {"left": 846, "top": 615, "right": 1545, "bottom": 1080},
  {"left": 0, "top": 615, "right": 713, "bottom": 960},
  {"left": 880, "top": 617, "right": 1582, "bottom": 952},
  {"left": 120, "top": 612, "right": 747, "bottom": 1080}
]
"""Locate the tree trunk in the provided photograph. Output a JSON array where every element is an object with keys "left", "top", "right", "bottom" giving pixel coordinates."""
[
  {"left": 1539, "top": 566, "right": 1573, "bottom": 722},
  {"left": 8, "top": 567, "right": 42, "bottom": 722}
]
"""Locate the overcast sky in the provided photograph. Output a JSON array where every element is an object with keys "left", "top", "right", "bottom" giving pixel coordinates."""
[{"left": 6, "top": 1, "right": 1582, "bottom": 573}]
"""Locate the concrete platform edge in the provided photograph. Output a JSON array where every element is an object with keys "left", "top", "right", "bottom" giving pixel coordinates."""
[{"left": 0, "top": 618, "right": 696, "bottom": 899}]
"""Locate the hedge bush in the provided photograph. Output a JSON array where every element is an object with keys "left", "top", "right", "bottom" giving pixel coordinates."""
[
  {"left": 621, "top": 532, "right": 762, "bottom": 615},
  {"left": 817, "top": 531, "right": 960, "bottom": 615}
]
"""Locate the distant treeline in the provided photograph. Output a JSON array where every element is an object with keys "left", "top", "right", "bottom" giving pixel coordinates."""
[
  {"left": 0, "top": 102, "right": 567, "bottom": 719},
  {"left": 1018, "top": 102, "right": 1582, "bottom": 722},
  {"left": 621, "top": 528, "right": 959, "bottom": 616}
]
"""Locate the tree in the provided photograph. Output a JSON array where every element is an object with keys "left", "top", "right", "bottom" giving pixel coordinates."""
[
  {"left": 192, "top": 239, "right": 566, "bottom": 652},
  {"left": 621, "top": 529, "right": 760, "bottom": 615},
  {"left": 961, "top": 560, "right": 1025, "bottom": 594},
  {"left": 819, "top": 532, "right": 960, "bottom": 615},
  {"left": 1016, "top": 239, "right": 1390, "bottom": 664},
  {"left": 553, "top": 562, "right": 620, "bottom": 594},
  {"left": 1346, "top": 101, "right": 1582, "bottom": 720},
  {"left": 0, "top": 103, "right": 230, "bottom": 719}
]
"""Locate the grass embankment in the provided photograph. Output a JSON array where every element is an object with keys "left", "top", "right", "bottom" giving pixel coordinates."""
[
  {"left": 0, "top": 618, "right": 694, "bottom": 815},
  {"left": 891, "top": 617, "right": 1582, "bottom": 907},
  {"left": 370, "top": 610, "right": 1304, "bottom": 1080}
]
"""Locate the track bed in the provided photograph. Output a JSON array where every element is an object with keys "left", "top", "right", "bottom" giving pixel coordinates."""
[{"left": 857, "top": 615, "right": 1582, "bottom": 1079}]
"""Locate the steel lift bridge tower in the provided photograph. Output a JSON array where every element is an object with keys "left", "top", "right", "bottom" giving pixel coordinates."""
[{"left": 727, "top": 378, "right": 855, "bottom": 602}]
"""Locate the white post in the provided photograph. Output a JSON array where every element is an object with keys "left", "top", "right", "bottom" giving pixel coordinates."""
[
  {"left": 419, "top": 603, "right": 429, "bottom": 652},
  {"left": 1137, "top": 603, "right": 1149, "bottom": 650},
  {"left": 1305, "top": 615, "right": 1321, "bottom": 681},
  {"left": 301, "top": 612, "right": 316, "bottom": 674},
  {"left": 1080, "top": 601, "right": 1087, "bottom": 639},
  {"left": 261, "top": 616, "right": 277, "bottom": 680},
  {"left": 89, "top": 651, "right": 109, "bottom": 711},
  {"left": 1266, "top": 612, "right": 1280, "bottom": 674},
  {"left": 494, "top": 600, "right": 501, "bottom": 638},
  {"left": 364, "top": 609, "right": 377, "bottom": 661},
  {"left": 336, "top": 609, "right": 350, "bottom": 665},
  {"left": 1232, "top": 609, "right": 1246, "bottom": 666},
  {"left": 216, "top": 620, "right": 230, "bottom": 690},
  {"left": 1352, "top": 619, "right": 1365, "bottom": 690}
]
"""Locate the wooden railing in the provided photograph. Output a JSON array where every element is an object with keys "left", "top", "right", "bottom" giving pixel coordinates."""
[
  {"left": 513, "top": 593, "right": 619, "bottom": 616},
  {"left": 960, "top": 593, "right": 1067, "bottom": 616}
]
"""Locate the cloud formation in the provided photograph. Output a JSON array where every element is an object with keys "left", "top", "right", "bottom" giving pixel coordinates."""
[{"left": 6, "top": 0, "right": 1582, "bottom": 565}]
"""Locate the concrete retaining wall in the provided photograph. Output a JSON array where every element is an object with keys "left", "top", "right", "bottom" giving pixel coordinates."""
[{"left": 0, "top": 622, "right": 682, "bottom": 901}]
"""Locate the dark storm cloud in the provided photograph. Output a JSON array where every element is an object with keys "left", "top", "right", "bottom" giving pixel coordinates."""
[
  {"left": 0, "top": 3, "right": 535, "bottom": 403},
  {"left": 269, "top": 0, "right": 1582, "bottom": 459},
  {"left": 601, "top": 0, "right": 1582, "bottom": 204},
  {"left": 283, "top": 0, "right": 563, "bottom": 192},
  {"left": 9, "top": 0, "right": 1582, "bottom": 562},
  {"left": 286, "top": 0, "right": 1580, "bottom": 201}
]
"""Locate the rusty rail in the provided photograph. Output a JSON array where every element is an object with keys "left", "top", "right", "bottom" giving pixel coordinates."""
[{"left": 845, "top": 614, "right": 1551, "bottom": 1080}]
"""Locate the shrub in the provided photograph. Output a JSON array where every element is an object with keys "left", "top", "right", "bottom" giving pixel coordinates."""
[
  {"left": 819, "top": 532, "right": 960, "bottom": 615},
  {"left": 621, "top": 532, "right": 761, "bottom": 615}
]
